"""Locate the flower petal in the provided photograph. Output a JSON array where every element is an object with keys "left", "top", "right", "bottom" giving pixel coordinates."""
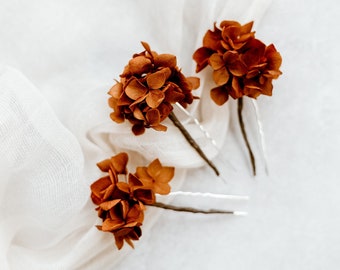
[
  {"left": 151, "top": 124, "right": 167, "bottom": 132},
  {"left": 154, "top": 54, "right": 177, "bottom": 68},
  {"left": 110, "top": 152, "right": 128, "bottom": 174},
  {"left": 154, "top": 182, "right": 170, "bottom": 195},
  {"left": 220, "top": 20, "right": 240, "bottom": 29},
  {"left": 132, "top": 107, "right": 145, "bottom": 121},
  {"left": 108, "top": 82, "right": 123, "bottom": 99},
  {"left": 132, "top": 123, "right": 145, "bottom": 136},
  {"left": 145, "top": 109, "right": 161, "bottom": 125},
  {"left": 193, "top": 47, "right": 214, "bottom": 72},
  {"left": 128, "top": 55, "right": 152, "bottom": 74},
  {"left": 213, "top": 67, "right": 229, "bottom": 86},
  {"left": 240, "top": 21, "right": 254, "bottom": 34},
  {"left": 265, "top": 44, "right": 282, "bottom": 71},
  {"left": 99, "top": 199, "right": 121, "bottom": 211},
  {"left": 90, "top": 176, "right": 112, "bottom": 198},
  {"left": 110, "top": 111, "right": 125, "bottom": 123},
  {"left": 141, "top": 41, "right": 152, "bottom": 56},
  {"left": 102, "top": 218, "right": 125, "bottom": 232},
  {"left": 146, "top": 89, "right": 165, "bottom": 108},
  {"left": 125, "top": 78, "right": 148, "bottom": 100},
  {"left": 156, "top": 166, "right": 175, "bottom": 183},
  {"left": 210, "top": 86, "right": 228, "bottom": 105},
  {"left": 186, "top": 77, "right": 200, "bottom": 90},
  {"left": 231, "top": 77, "right": 243, "bottom": 98},
  {"left": 203, "top": 29, "right": 222, "bottom": 51},
  {"left": 128, "top": 173, "right": 143, "bottom": 187},
  {"left": 146, "top": 68, "right": 171, "bottom": 89},
  {"left": 209, "top": 53, "right": 225, "bottom": 70},
  {"left": 135, "top": 167, "right": 153, "bottom": 186},
  {"left": 147, "top": 158, "right": 162, "bottom": 179},
  {"left": 96, "top": 159, "right": 111, "bottom": 172},
  {"left": 134, "top": 188, "right": 155, "bottom": 204},
  {"left": 126, "top": 204, "right": 144, "bottom": 224},
  {"left": 228, "top": 60, "right": 247, "bottom": 76}
]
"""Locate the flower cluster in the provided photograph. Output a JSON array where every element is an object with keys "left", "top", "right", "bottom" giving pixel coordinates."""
[
  {"left": 193, "top": 21, "right": 282, "bottom": 105},
  {"left": 108, "top": 42, "right": 200, "bottom": 135},
  {"left": 90, "top": 152, "right": 174, "bottom": 249}
]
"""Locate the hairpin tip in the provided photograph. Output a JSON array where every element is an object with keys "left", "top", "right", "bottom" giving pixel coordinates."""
[{"left": 233, "top": 211, "right": 248, "bottom": 216}]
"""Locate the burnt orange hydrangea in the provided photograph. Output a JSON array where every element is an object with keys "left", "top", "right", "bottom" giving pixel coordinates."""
[
  {"left": 90, "top": 152, "right": 174, "bottom": 249},
  {"left": 108, "top": 41, "right": 200, "bottom": 135},
  {"left": 193, "top": 21, "right": 282, "bottom": 105}
]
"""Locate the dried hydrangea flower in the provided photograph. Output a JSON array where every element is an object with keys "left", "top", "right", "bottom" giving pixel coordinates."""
[
  {"left": 193, "top": 20, "right": 282, "bottom": 104},
  {"left": 193, "top": 21, "right": 282, "bottom": 175},
  {"left": 108, "top": 42, "right": 220, "bottom": 176},
  {"left": 108, "top": 41, "right": 199, "bottom": 135},
  {"left": 90, "top": 152, "right": 174, "bottom": 250}
]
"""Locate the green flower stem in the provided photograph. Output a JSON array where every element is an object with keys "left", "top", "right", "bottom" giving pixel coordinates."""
[
  {"left": 237, "top": 97, "right": 256, "bottom": 176},
  {"left": 168, "top": 111, "right": 220, "bottom": 176}
]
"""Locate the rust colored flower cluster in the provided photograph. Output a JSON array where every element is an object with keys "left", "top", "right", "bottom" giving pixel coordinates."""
[
  {"left": 90, "top": 152, "right": 174, "bottom": 249},
  {"left": 193, "top": 21, "right": 282, "bottom": 105},
  {"left": 108, "top": 42, "right": 200, "bottom": 135}
]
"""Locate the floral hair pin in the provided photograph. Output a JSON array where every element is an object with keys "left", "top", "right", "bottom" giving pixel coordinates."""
[
  {"left": 108, "top": 42, "right": 220, "bottom": 176},
  {"left": 193, "top": 21, "right": 282, "bottom": 175},
  {"left": 90, "top": 152, "right": 247, "bottom": 250}
]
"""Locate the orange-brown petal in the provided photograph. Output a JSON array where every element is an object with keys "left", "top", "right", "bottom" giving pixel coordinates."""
[
  {"left": 145, "top": 109, "right": 161, "bottom": 125},
  {"left": 102, "top": 218, "right": 125, "bottom": 232},
  {"left": 132, "top": 123, "right": 145, "bottom": 136},
  {"left": 141, "top": 41, "right": 152, "bottom": 56},
  {"left": 125, "top": 79, "right": 148, "bottom": 100},
  {"left": 96, "top": 159, "right": 111, "bottom": 172},
  {"left": 209, "top": 53, "right": 225, "bottom": 70},
  {"left": 126, "top": 204, "right": 144, "bottom": 225},
  {"left": 128, "top": 173, "right": 144, "bottom": 188},
  {"left": 154, "top": 54, "right": 177, "bottom": 68},
  {"left": 231, "top": 77, "right": 243, "bottom": 98},
  {"left": 203, "top": 29, "right": 222, "bottom": 51},
  {"left": 134, "top": 189, "right": 155, "bottom": 204},
  {"left": 213, "top": 67, "right": 230, "bottom": 86},
  {"left": 186, "top": 77, "right": 200, "bottom": 90},
  {"left": 135, "top": 167, "right": 153, "bottom": 186},
  {"left": 108, "top": 82, "right": 124, "bottom": 99},
  {"left": 228, "top": 60, "right": 248, "bottom": 77},
  {"left": 146, "top": 89, "right": 165, "bottom": 108},
  {"left": 153, "top": 182, "right": 170, "bottom": 195},
  {"left": 146, "top": 68, "right": 171, "bottom": 89},
  {"left": 128, "top": 55, "right": 152, "bottom": 74},
  {"left": 156, "top": 166, "right": 175, "bottom": 183},
  {"left": 110, "top": 112, "right": 125, "bottom": 124},
  {"left": 193, "top": 47, "right": 214, "bottom": 72},
  {"left": 90, "top": 176, "right": 112, "bottom": 198},
  {"left": 132, "top": 107, "right": 145, "bottom": 121},
  {"left": 151, "top": 124, "right": 167, "bottom": 132},
  {"left": 240, "top": 21, "right": 254, "bottom": 34},
  {"left": 99, "top": 199, "right": 121, "bottom": 211},
  {"left": 147, "top": 158, "right": 162, "bottom": 179},
  {"left": 220, "top": 20, "right": 240, "bottom": 29},
  {"left": 210, "top": 86, "right": 229, "bottom": 105},
  {"left": 110, "top": 152, "right": 129, "bottom": 174},
  {"left": 266, "top": 44, "right": 282, "bottom": 71}
]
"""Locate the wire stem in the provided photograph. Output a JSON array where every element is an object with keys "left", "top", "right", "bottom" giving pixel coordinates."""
[
  {"left": 168, "top": 111, "right": 220, "bottom": 176},
  {"left": 149, "top": 202, "right": 238, "bottom": 214},
  {"left": 237, "top": 98, "right": 256, "bottom": 176}
]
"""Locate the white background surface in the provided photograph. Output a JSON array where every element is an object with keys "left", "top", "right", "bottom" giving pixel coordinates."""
[{"left": 1, "top": 0, "right": 340, "bottom": 269}]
